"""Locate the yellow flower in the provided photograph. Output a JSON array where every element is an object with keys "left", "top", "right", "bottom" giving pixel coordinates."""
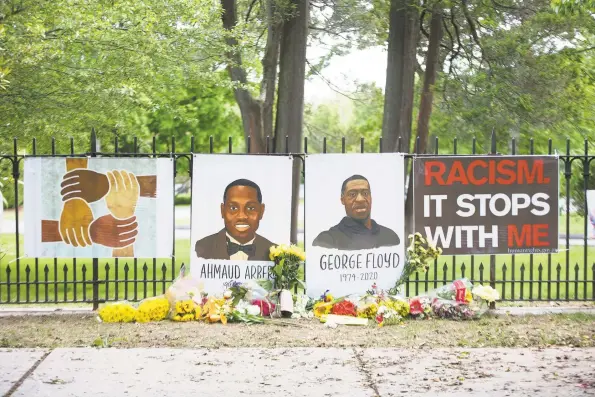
[
  {"left": 465, "top": 289, "right": 473, "bottom": 303},
  {"left": 313, "top": 302, "right": 332, "bottom": 318},
  {"left": 324, "top": 294, "right": 334, "bottom": 302},
  {"left": 357, "top": 303, "right": 378, "bottom": 319},
  {"left": 98, "top": 302, "right": 137, "bottom": 323},
  {"left": 137, "top": 297, "right": 170, "bottom": 322}
]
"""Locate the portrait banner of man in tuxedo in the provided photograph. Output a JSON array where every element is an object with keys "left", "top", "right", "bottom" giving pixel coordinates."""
[
  {"left": 305, "top": 153, "right": 406, "bottom": 299},
  {"left": 190, "top": 154, "right": 293, "bottom": 294}
]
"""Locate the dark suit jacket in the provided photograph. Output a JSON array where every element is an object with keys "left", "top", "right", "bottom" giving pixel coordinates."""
[
  {"left": 312, "top": 216, "right": 400, "bottom": 250},
  {"left": 195, "top": 228, "right": 276, "bottom": 261}
]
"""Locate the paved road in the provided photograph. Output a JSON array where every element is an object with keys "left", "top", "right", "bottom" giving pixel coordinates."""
[{"left": 2, "top": 347, "right": 594, "bottom": 396}]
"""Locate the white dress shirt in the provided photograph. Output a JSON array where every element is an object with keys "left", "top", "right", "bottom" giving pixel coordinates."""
[{"left": 226, "top": 233, "right": 255, "bottom": 260}]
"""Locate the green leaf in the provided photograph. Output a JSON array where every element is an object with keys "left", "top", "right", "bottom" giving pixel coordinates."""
[{"left": 272, "top": 259, "right": 284, "bottom": 277}]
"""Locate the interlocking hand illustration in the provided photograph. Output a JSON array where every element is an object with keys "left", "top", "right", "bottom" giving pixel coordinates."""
[
  {"left": 90, "top": 215, "right": 138, "bottom": 248},
  {"left": 60, "top": 169, "right": 110, "bottom": 202},
  {"left": 48, "top": 213, "right": 139, "bottom": 248},
  {"left": 105, "top": 170, "right": 140, "bottom": 219},
  {"left": 41, "top": 159, "right": 158, "bottom": 257},
  {"left": 59, "top": 198, "right": 94, "bottom": 247}
]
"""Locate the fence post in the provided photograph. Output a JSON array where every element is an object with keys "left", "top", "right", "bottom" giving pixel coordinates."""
[
  {"left": 90, "top": 128, "right": 100, "bottom": 310},
  {"left": 13, "top": 138, "right": 21, "bottom": 302},
  {"left": 489, "top": 129, "right": 497, "bottom": 309}
]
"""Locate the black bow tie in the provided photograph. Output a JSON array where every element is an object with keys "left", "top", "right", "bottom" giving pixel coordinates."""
[{"left": 227, "top": 239, "right": 255, "bottom": 257}]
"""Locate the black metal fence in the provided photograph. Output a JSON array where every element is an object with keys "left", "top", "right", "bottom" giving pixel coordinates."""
[{"left": 0, "top": 131, "right": 594, "bottom": 308}]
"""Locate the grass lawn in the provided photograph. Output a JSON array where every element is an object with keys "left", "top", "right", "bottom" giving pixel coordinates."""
[
  {"left": 1, "top": 232, "right": 594, "bottom": 304},
  {"left": 0, "top": 312, "right": 594, "bottom": 349},
  {"left": 564, "top": 212, "right": 594, "bottom": 235}
]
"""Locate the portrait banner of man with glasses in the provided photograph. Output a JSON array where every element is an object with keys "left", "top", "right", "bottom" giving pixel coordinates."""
[{"left": 305, "top": 153, "right": 406, "bottom": 298}]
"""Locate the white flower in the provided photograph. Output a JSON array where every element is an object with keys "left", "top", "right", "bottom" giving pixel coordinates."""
[
  {"left": 472, "top": 285, "right": 500, "bottom": 303},
  {"left": 223, "top": 290, "right": 232, "bottom": 299},
  {"left": 246, "top": 305, "right": 261, "bottom": 316},
  {"left": 234, "top": 300, "right": 250, "bottom": 314}
]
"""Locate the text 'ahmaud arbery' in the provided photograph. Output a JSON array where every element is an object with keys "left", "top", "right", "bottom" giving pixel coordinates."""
[{"left": 199, "top": 263, "right": 274, "bottom": 280}]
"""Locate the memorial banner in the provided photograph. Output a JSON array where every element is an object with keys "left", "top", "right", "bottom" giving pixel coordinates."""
[
  {"left": 305, "top": 153, "right": 406, "bottom": 298},
  {"left": 190, "top": 154, "right": 293, "bottom": 295},
  {"left": 24, "top": 157, "right": 174, "bottom": 258},
  {"left": 413, "top": 155, "right": 559, "bottom": 255}
]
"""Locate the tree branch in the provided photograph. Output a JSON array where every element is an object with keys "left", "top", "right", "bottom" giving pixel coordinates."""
[
  {"left": 245, "top": 0, "right": 259, "bottom": 22},
  {"left": 490, "top": 0, "right": 519, "bottom": 10},
  {"left": 461, "top": 0, "right": 491, "bottom": 68},
  {"left": 306, "top": 59, "right": 362, "bottom": 102},
  {"left": 420, "top": 8, "right": 430, "bottom": 39}
]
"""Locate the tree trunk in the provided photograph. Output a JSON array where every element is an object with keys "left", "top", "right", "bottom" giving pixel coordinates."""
[
  {"left": 221, "top": 0, "right": 281, "bottom": 153},
  {"left": 382, "top": 0, "right": 419, "bottom": 154},
  {"left": 381, "top": 0, "right": 406, "bottom": 153},
  {"left": 405, "top": 4, "right": 443, "bottom": 236},
  {"left": 274, "top": 0, "right": 309, "bottom": 243},
  {"left": 382, "top": 0, "right": 420, "bottom": 236},
  {"left": 415, "top": 4, "right": 442, "bottom": 155},
  {"left": 400, "top": 3, "right": 420, "bottom": 155}
]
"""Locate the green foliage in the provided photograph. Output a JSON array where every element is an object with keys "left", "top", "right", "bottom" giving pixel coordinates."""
[
  {"left": 429, "top": 6, "right": 595, "bottom": 155},
  {"left": 551, "top": 0, "right": 595, "bottom": 14},
  {"left": 304, "top": 83, "right": 384, "bottom": 152},
  {"left": 0, "top": 0, "right": 233, "bottom": 151},
  {"left": 174, "top": 194, "right": 192, "bottom": 206},
  {"left": 0, "top": 0, "right": 245, "bottom": 196}
]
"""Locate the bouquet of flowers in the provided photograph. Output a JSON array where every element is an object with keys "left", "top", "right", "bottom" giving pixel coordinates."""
[
  {"left": 312, "top": 290, "right": 339, "bottom": 318},
  {"left": 431, "top": 278, "right": 474, "bottom": 303},
  {"left": 292, "top": 294, "right": 314, "bottom": 319},
  {"left": 135, "top": 296, "right": 170, "bottom": 323},
  {"left": 164, "top": 265, "right": 206, "bottom": 322},
  {"left": 430, "top": 298, "right": 478, "bottom": 320},
  {"left": 374, "top": 296, "right": 410, "bottom": 326},
  {"left": 472, "top": 284, "right": 501, "bottom": 303},
  {"left": 389, "top": 233, "right": 442, "bottom": 295},
  {"left": 408, "top": 296, "right": 433, "bottom": 319},
  {"left": 407, "top": 278, "right": 500, "bottom": 320},
  {"left": 97, "top": 301, "right": 137, "bottom": 323},
  {"left": 269, "top": 244, "right": 306, "bottom": 291},
  {"left": 199, "top": 296, "right": 231, "bottom": 324},
  {"left": 171, "top": 298, "right": 202, "bottom": 322},
  {"left": 227, "top": 280, "right": 276, "bottom": 317}
]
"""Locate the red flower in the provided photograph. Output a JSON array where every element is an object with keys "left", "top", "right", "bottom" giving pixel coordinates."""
[
  {"left": 409, "top": 298, "right": 423, "bottom": 315},
  {"left": 376, "top": 314, "right": 384, "bottom": 324},
  {"left": 331, "top": 300, "right": 357, "bottom": 316},
  {"left": 252, "top": 299, "right": 275, "bottom": 316}
]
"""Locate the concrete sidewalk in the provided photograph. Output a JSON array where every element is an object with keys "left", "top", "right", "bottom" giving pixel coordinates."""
[{"left": 2, "top": 347, "right": 594, "bottom": 396}]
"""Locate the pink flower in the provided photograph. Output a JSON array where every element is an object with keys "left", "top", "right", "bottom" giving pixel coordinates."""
[{"left": 409, "top": 298, "right": 423, "bottom": 315}]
